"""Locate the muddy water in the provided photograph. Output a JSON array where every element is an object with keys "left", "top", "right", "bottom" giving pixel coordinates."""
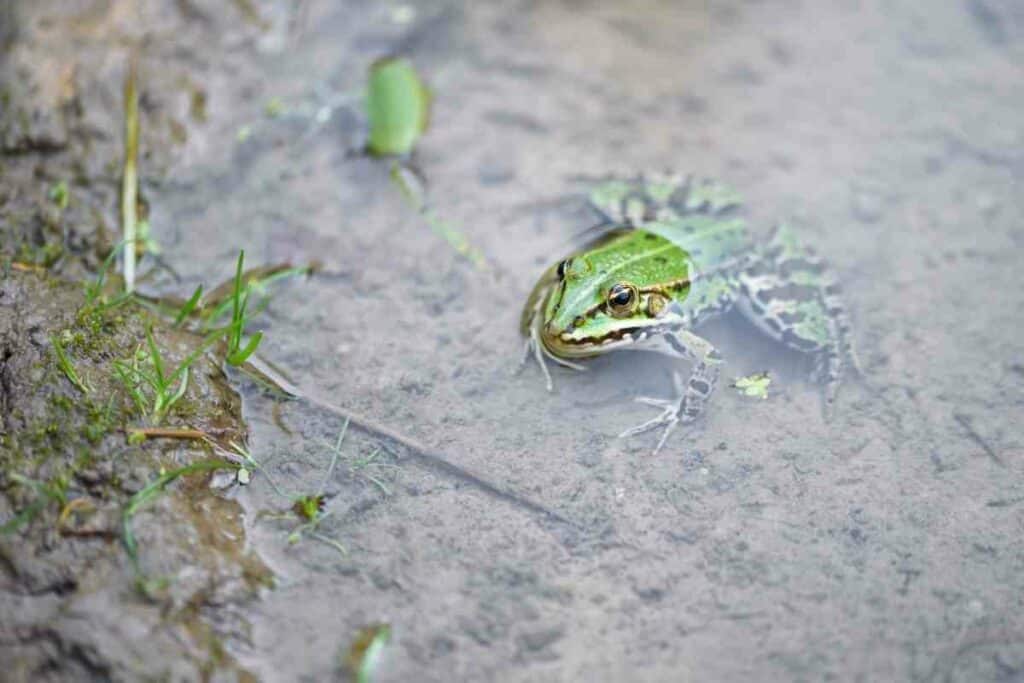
[{"left": 7, "top": 0, "right": 1024, "bottom": 680}]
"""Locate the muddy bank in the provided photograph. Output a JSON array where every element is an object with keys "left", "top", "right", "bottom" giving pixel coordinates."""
[
  {"left": 1, "top": 2, "right": 283, "bottom": 680},
  {"left": 0, "top": 270, "right": 270, "bottom": 681}
]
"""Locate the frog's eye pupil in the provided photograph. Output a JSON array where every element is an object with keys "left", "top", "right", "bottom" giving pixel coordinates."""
[{"left": 609, "top": 284, "right": 634, "bottom": 307}]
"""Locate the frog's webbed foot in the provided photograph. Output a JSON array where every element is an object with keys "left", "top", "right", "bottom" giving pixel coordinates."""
[
  {"left": 618, "top": 372, "right": 687, "bottom": 455},
  {"left": 618, "top": 330, "right": 723, "bottom": 455}
]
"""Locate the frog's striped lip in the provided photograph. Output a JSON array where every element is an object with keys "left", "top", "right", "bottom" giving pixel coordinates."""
[{"left": 541, "top": 325, "right": 648, "bottom": 357}]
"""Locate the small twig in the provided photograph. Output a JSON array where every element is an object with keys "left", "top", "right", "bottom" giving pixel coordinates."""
[
  {"left": 10, "top": 262, "right": 46, "bottom": 273},
  {"left": 126, "top": 427, "right": 209, "bottom": 441}
]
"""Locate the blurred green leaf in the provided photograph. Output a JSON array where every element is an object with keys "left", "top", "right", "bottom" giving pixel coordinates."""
[{"left": 366, "top": 57, "right": 430, "bottom": 156}]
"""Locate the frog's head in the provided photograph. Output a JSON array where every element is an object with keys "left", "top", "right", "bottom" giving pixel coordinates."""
[{"left": 539, "top": 254, "right": 684, "bottom": 358}]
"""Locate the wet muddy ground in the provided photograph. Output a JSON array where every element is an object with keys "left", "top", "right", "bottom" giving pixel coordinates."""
[{"left": 2, "top": 1, "right": 1024, "bottom": 681}]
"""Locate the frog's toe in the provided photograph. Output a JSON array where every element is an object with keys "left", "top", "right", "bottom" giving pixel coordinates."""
[
  {"left": 618, "top": 410, "right": 677, "bottom": 439},
  {"left": 618, "top": 411, "right": 682, "bottom": 456}
]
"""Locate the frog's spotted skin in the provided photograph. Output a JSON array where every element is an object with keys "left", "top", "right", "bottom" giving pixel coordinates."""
[{"left": 521, "top": 174, "right": 857, "bottom": 453}]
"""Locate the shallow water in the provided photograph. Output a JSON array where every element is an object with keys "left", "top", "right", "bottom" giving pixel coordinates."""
[{"left": 12, "top": 0, "right": 1024, "bottom": 680}]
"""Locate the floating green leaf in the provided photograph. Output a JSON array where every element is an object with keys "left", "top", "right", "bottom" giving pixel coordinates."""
[
  {"left": 366, "top": 57, "right": 430, "bottom": 156},
  {"left": 732, "top": 371, "right": 771, "bottom": 400}
]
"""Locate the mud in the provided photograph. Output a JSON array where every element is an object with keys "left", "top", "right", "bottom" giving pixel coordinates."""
[
  {"left": 0, "top": 271, "right": 269, "bottom": 681},
  {"left": 3, "top": 0, "right": 1024, "bottom": 682}
]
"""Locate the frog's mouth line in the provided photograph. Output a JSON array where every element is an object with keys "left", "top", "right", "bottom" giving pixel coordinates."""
[{"left": 541, "top": 325, "right": 647, "bottom": 358}]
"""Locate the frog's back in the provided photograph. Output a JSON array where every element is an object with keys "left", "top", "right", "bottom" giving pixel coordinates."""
[
  {"left": 588, "top": 176, "right": 752, "bottom": 319},
  {"left": 589, "top": 175, "right": 750, "bottom": 272}
]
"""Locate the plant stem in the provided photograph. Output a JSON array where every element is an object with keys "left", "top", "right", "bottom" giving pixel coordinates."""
[{"left": 121, "top": 57, "right": 139, "bottom": 293}]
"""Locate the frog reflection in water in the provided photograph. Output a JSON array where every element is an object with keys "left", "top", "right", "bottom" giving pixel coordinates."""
[{"left": 521, "top": 175, "right": 858, "bottom": 454}]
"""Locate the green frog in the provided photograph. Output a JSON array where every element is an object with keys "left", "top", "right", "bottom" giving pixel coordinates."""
[{"left": 521, "top": 174, "right": 857, "bottom": 454}]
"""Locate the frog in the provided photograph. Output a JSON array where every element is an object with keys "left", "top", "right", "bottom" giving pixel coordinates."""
[{"left": 520, "top": 173, "right": 857, "bottom": 454}]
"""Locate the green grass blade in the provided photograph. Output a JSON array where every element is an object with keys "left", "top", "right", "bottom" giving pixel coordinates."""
[
  {"left": 173, "top": 285, "right": 204, "bottom": 327},
  {"left": 122, "top": 459, "right": 239, "bottom": 566},
  {"left": 51, "top": 334, "right": 90, "bottom": 394},
  {"left": 166, "top": 365, "right": 189, "bottom": 410},
  {"left": 226, "top": 331, "right": 262, "bottom": 366},
  {"left": 145, "top": 326, "right": 166, "bottom": 387}
]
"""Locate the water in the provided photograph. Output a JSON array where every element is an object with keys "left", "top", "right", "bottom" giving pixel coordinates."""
[{"left": 15, "top": 0, "right": 1024, "bottom": 680}]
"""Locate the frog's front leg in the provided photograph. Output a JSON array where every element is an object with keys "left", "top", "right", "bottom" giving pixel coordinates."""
[
  {"left": 519, "top": 288, "right": 586, "bottom": 391},
  {"left": 618, "top": 328, "right": 723, "bottom": 455}
]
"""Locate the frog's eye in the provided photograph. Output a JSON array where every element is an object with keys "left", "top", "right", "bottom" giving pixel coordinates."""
[{"left": 607, "top": 282, "right": 639, "bottom": 318}]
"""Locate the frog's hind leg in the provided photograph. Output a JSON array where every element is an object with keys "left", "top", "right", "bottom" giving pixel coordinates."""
[
  {"left": 735, "top": 224, "right": 856, "bottom": 417},
  {"left": 618, "top": 328, "right": 724, "bottom": 455}
]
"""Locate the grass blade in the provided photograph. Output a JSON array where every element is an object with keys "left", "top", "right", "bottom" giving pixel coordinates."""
[
  {"left": 226, "top": 331, "right": 262, "bottom": 366},
  {"left": 173, "top": 285, "right": 204, "bottom": 327},
  {"left": 122, "top": 459, "right": 238, "bottom": 567},
  {"left": 144, "top": 326, "right": 165, "bottom": 386},
  {"left": 121, "top": 57, "right": 139, "bottom": 293},
  {"left": 51, "top": 334, "right": 90, "bottom": 394}
]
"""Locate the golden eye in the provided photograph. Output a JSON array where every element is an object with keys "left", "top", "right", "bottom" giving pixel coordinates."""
[{"left": 607, "top": 282, "right": 639, "bottom": 318}]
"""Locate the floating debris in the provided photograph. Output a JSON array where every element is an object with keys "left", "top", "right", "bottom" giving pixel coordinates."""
[{"left": 731, "top": 371, "right": 771, "bottom": 400}]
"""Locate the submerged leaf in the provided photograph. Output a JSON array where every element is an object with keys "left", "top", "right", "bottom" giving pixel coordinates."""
[{"left": 366, "top": 57, "right": 430, "bottom": 156}]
